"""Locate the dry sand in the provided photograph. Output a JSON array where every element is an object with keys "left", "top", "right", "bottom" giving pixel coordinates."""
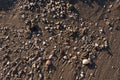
[{"left": 0, "top": 0, "right": 120, "bottom": 80}]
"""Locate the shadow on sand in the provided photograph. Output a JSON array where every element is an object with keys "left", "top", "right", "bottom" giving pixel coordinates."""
[{"left": 0, "top": 0, "right": 17, "bottom": 11}]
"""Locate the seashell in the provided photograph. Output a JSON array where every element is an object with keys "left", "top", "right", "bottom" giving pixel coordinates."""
[{"left": 82, "top": 58, "right": 91, "bottom": 65}]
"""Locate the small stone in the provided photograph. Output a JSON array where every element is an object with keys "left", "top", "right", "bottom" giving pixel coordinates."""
[
  {"left": 21, "top": 14, "right": 26, "bottom": 19},
  {"left": 6, "top": 61, "right": 10, "bottom": 65},
  {"left": 42, "top": 41, "right": 46, "bottom": 45},
  {"left": 68, "top": 60, "right": 72, "bottom": 63},
  {"left": 77, "top": 52, "right": 81, "bottom": 55},
  {"left": 76, "top": 76, "right": 79, "bottom": 80},
  {"left": 73, "top": 47, "right": 77, "bottom": 51},
  {"left": 39, "top": 73, "right": 43, "bottom": 79},
  {"left": 95, "top": 43, "right": 99, "bottom": 47},
  {"left": 45, "top": 60, "right": 51, "bottom": 67},
  {"left": 63, "top": 56, "right": 68, "bottom": 60},
  {"left": 60, "top": 76, "right": 63, "bottom": 80},
  {"left": 32, "top": 63, "right": 36, "bottom": 68},
  {"left": 54, "top": 46, "right": 57, "bottom": 49},
  {"left": 109, "top": 27, "right": 113, "bottom": 31},
  {"left": 109, "top": 4, "right": 113, "bottom": 8},
  {"left": 99, "top": 28, "right": 104, "bottom": 34},
  {"left": 45, "top": 26, "right": 49, "bottom": 30},
  {"left": 112, "top": 66, "right": 114, "bottom": 69},
  {"left": 104, "top": 41, "right": 109, "bottom": 49},
  {"left": 49, "top": 37, "right": 53, "bottom": 41},
  {"left": 71, "top": 55, "right": 77, "bottom": 60},
  {"left": 48, "top": 54, "right": 53, "bottom": 60},
  {"left": 80, "top": 71, "right": 85, "bottom": 78},
  {"left": 95, "top": 22, "right": 98, "bottom": 27},
  {"left": 0, "top": 48, "right": 2, "bottom": 51},
  {"left": 106, "top": 21, "right": 110, "bottom": 25},
  {"left": 0, "top": 73, "right": 3, "bottom": 78}
]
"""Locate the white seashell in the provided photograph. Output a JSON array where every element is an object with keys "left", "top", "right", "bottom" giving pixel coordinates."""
[{"left": 82, "top": 59, "right": 91, "bottom": 65}]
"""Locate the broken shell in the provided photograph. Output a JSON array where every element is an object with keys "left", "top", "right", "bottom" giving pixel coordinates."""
[{"left": 82, "top": 58, "right": 91, "bottom": 65}]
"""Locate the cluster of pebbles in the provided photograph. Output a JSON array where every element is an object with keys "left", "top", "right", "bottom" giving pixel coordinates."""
[{"left": 0, "top": 0, "right": 118, "bottom": 80}]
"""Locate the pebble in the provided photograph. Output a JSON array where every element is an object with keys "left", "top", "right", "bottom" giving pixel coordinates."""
[
  {"left": 45, "top": 59, "right": 52, "bottom": 67},
  {"left": 48, "top": 54, "right": 54, "bottom": 60},
  {"left": 42, "top": 41, "right": 46, "bottom": 45},
  {"left": 75, "top": 76, "right": 79, "bottom": 80},
  {"left": 63, "top": 55, "right": 68, "bottom": 60},
  {"left": 80, "top": 71, "right": 85, "bottom": 78},
  {"left": 73, "top": 47, "right": 78, "bottom": 51},
  {"left": 94, "top": 43, "right": 99, "bottom": 47},
  {"left": 112, "top": 66, "right": 114, "bottom": 69},
  {"left": 32, "top": 63, "right": 36, "bottom": 68},
  {"left": 0, "top": 48, "right": 2, "bottom": 51},
  {"left": 60, "top": 76, "right": 63, "bottom": 80},
  {"left": 99, "top": 28, "right": 104, "bottom": 34},
  {"left": 104, "top": 40, "right": 109, "bottom": 49},
  {"left": 77, "top": 52, "right": 81, "bottom": 55},
  {"left": 109, "top": 27, "right": 113, "bottom": 31},
  {"left": 38, "top": 73, "right": 43, "bottom": 79},
  {"left": 21, "top": 14, "right": 26, "bottom": 19},
  {"left": 106, "top": 21, "right": 110, "bottom": 25}
]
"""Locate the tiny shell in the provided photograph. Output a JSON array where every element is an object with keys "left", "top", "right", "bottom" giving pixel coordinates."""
[{"left": 82, "top": 59, "right": 91, "bottom": 65}]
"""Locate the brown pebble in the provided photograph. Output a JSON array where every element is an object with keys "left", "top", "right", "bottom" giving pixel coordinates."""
[{"left": 45, "top": 60, "right": 52, "bottom": 67}]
